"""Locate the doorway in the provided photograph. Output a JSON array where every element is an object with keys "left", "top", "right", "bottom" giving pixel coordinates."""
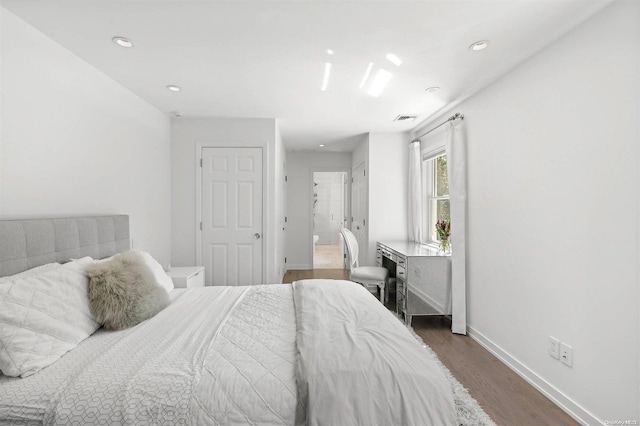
[{"left": 312, "top": 171, "right": 348, "bottom": 269}]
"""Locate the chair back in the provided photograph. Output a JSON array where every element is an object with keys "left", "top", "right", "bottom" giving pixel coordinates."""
[{"left": 340, "top": 228, "right": 359, "bottom": 271}]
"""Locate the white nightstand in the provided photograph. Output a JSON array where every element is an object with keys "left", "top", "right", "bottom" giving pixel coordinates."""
[{"left": 167, "top": 266, "right": 205, "bottom": 288}]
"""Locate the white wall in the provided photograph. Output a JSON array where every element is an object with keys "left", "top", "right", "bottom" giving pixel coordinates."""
[
  {"left": 351, "top": 134, "right": 368, "bottom": 170},
  {"left": 0, "top": 8, "right": 172, "bottom": 264},
  {"left": 412, "top": 1, "right": 639, "bottom": 422},
  {"left": 0, "top": 7, "right": 3, "bottom": 206},
  {"left": 367, "top": 132, "right": 409, "bottom": 265},
  {"left": 171, "top": 117, "right": 282, "bottom": 283},
  {"left": 350, "top": 132, "right": 409, "bottom": 266},
  {"left": 285, "top": 151, "right": 352, "bottom": 269}
]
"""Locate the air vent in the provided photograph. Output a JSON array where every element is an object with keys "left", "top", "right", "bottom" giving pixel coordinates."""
[{"left": 394, "top": 114, "right": 418, "bottom": 122}]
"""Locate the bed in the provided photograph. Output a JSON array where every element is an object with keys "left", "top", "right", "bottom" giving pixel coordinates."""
[{"left": 0, "top": 216, "right": 457, "bottom": 425}]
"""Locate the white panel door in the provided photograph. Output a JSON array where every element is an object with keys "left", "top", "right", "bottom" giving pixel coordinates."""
[
  {"left": 351, "top": 162, "right": 367, "bottom": 266},
  {"left": 202, "top": 147, "right": 262, "bottom": 286}
]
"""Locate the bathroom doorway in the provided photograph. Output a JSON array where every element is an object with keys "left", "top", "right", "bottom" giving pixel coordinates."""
[{"left": 312, "top": 171, "right": 349, "bottom": 269}]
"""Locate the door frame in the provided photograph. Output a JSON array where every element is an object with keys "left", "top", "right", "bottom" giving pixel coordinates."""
[
  {"left": 351, "top": 161, "right": 368, "bottom": 266},
  {"left": 309, "top": 167, "right": 351, "bottom": 269},
  {"left": 195, "top": 142, "right": 268, "bottom": 284}
]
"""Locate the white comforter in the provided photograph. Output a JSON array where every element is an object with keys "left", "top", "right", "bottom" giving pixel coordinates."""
[
  {"left": 294, "top": 279, "right": 456, "bottom": 426},
  {"left": 0, "top": 280, "right": 456, "bottom": 425}
]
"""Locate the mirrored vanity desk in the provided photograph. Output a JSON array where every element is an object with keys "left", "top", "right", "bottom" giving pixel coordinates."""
[{"left": 376, "top": 241, "right": 451, "bottom": 326}]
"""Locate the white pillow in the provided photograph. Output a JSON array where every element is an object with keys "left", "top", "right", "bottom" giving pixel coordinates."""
[
  {"left": 0, "top": 261, "right": 100, "bottom": 377},
  {"left": 135, "top": 251, "right": 174, "bottom": 293},
  {"left": 0, "top": 262, "right": 61, "bottom": 283}
]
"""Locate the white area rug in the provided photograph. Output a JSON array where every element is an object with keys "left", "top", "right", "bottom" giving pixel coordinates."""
[{"left": 401, "top": 318, "right": 497, "bottom": 426}]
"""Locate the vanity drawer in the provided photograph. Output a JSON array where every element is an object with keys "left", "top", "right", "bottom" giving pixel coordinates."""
[
  {"left": 396, "top": 255, "right": 407, "bottom": 268},
  {"left": 396, "top": 292, "right": 406, "bottom": 316},
  {"left": 396, "top": 278, "right": 406, "bottom": 296},
  {"left": 380, "top": 246, "right": 392, "bottom": 258},
  {"left": 396, "top": 265, "right": 407, "bottom": 281}
]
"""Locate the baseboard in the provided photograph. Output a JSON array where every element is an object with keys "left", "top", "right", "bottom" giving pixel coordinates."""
[
  {"left": 467, "top": 325, "right": 602, "bottom": 426},
  {"left": 284, "top": 264, "right": 312, "bottom": 271}
]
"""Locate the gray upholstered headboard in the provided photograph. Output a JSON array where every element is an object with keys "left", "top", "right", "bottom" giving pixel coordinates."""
[{"left": 0, "top": 215, "right": 130, "bottom": 277}]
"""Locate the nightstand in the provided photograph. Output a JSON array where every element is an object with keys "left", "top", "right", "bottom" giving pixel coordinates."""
[{"left": 167, "top": 266, "right": 205, "bottom": 288}]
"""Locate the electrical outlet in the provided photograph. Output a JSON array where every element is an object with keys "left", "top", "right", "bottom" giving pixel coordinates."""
[
  {"left": 548, "top": 336, "right": 560, "bottom": 359},
  {"left": 560, "top": 343, "right": 573, "bottom": 367}
]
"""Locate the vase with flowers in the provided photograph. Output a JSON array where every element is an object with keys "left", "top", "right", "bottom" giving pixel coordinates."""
[{"left": 435, "top": 219, "right": 451, "bottom": 255}]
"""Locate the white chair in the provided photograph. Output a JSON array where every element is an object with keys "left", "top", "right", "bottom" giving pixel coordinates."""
[{"left": 341, "top": 228, "right": 389, "bottom": 303}]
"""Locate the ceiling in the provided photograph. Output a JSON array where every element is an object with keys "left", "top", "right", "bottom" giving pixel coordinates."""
[{"left": 1, "top": 0, "right": 612, "bottom": 151}]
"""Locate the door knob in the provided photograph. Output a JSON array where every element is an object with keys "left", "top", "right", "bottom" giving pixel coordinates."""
[{"left": 254, "top": 233, "right": 261, "bottom": 239}]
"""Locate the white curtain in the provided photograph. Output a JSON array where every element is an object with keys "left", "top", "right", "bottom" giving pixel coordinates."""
[
  {"left": 445, "top": 120, "right": 467, "bottom": 335},
  {"left": 408, "top": 141, "right": 424, "bottom": 243}
]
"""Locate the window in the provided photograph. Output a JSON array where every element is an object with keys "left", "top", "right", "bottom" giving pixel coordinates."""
[{"left": 423, "top": 152, "right": 450, "bottom": 244}]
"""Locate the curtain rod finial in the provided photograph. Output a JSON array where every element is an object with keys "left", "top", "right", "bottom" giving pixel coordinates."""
[{"left": 414, "top": 112, "right": 464, "bottom": 141}]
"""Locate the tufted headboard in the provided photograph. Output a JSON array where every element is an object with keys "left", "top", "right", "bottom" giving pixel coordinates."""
[{"left": 0, "top": 215, "right": 130, "bottom": 277}]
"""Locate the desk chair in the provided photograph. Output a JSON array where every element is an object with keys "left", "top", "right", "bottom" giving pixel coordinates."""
[{"left": 341, "top": 228, "right": 389, "bottom": 303}]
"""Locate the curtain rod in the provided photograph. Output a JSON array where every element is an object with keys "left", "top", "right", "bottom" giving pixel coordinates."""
[{"left": 410, "top": 112, "right": 464, "bottom": 144}]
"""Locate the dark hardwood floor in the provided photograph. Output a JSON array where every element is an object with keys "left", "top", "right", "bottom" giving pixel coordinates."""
[
  {"left": 282, "top": 269, "right": 578, "bottom": 426},
  {"left": 282, "top": 269, "right": 349, "bottom": 281}
]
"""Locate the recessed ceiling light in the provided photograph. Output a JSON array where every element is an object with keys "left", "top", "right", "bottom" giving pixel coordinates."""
[
  {"left": 327, "top": 49, "right": 334, "bottom": 55},
  {"left": 166, "top": 85, "right": 181, "bottom": 92},
  {"left": 386, "top": 53, "right": 402, "bottom": 66},
  {"left": 112, "top": 36, "right": 134, "bottom": 48},
  {"left": 469, "top": 40, "right": 490, "bottom": 51},
  {"left": 359, "top": 62, "right": 374, "bottom": 89},
  {"left": 425, "top": 86, "right": 440, "bottom": 93},
  {"left": 368, "top": 69, "right": 393, "bottom": 97},
  {"left": 319, "top": 144, "right": 325, "bottom": 147},
  {"left": 321, "top": 63, "right": 332, "bottom": 92}
]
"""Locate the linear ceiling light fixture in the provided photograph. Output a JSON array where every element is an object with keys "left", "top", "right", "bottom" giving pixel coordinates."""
[
  {"left": 368, "top": 69, "right": 393, "bottom": 97},
  {"left": 359, "top": 62, "right": 374, "bottom": 89},
  {"left": 321, "top": 62, "right": 332, "bottom": 91},
  {"left": 166, "top": 85, "right": 181, "bottom": 92},
  {"left": 425, "top": 86, "right": 440, "bottom": 93},
  {"left": 112, "top": 36, "right": 134, "bottom": 48},
  {"left": 469, "top": 40, "right": 490, "bottom": 51},
  {"left": 386, "top": 53, "right": 402, "bottom": 66}
]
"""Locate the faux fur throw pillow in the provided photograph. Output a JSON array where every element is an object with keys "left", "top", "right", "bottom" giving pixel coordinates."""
[{"left": 85, "top": 251, "right": 170, "bottom": 330}]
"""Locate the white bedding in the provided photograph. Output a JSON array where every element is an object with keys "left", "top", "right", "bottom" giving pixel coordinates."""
[
  {"left": 293, "top": 279, "right": 456, "bottom": 426},
  {"left": 0, "top": 260, "right": 100, "bottom": 378},
  {"left": 0, "top": 281, "right": 456, "bottom": 425}
]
